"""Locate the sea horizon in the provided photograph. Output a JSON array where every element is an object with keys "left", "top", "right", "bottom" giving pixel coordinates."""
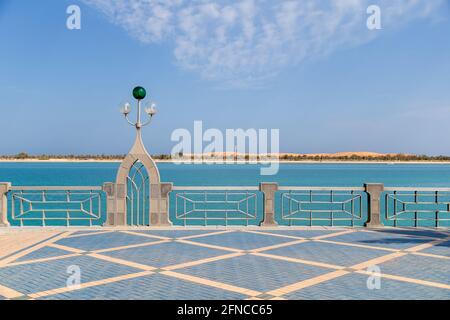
[{"left": 3, "top": 162, "right": 450, "bottom": 188}]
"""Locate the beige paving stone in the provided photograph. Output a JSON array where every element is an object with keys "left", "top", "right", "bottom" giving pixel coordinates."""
[
  {"left": 252, "top": 252, "right": 345, "bottom": 270},
  {"left": 88, "top": 253, "right": 156, "bottom": 271},
  {"left": 48, "top": 243, "right": 86, "bottom": 254},
  {"left": 5, "top": 253, "right": 81, "bottom": 267},
  {"left": 316, "top": 239, "right": 398, "bottom": 252},
  {"left": 161, "top": 270, "right": 261, "bottom": 297},
  {"left": 64, "top": 230, "right": 116, "bottom": 239},
  {"left": 251, "top": 239, "right": 308, "bottom": 253},
  {"left": 405, "top": 236, "right": 450, "bottom": 253},
  {"left": 242, "top": 229, "right": 305, "bottom": 240},
  {"left": 269, "top": 296, "right": 287, "bottom": 300},
  {"left": 1, "top": 227, "right": 448, "bottom": 300},
  {"left": 267, "top": 270, "right": 350, "bottom": 296},
  {"left": 355, "top": 270, "right": 450, "bottom": 290},
  {"left": 312, "top": 229, "right": 355, "bottom": 240},
  {"left": 266, "top": 247, "right": 411, "bottom": 297},
  {"left": 412, "top": 252, "right": 450, "bottom": 260},
  {"left": 363, "top": 228, "right": 445, "bottom": 240},
  {"left": 0, "top": 231, "right": 71, "bottom": 266},
  {"left": 349, "top": 252, "right": 407, "bottom": 271},
  {"left": 178, "top": 229, "right": 236, "bottom": 240},
  {"left": 29, "top": 270, "right": 154, "bottom": 299},
  {"left": 92, "top": 239, "right": 170, "bottom": 254},
  {"left": 176, "top": 239, "right": 243, "bottom": 253},
  {"left": 0, "top": 284, "right": 23, "bottom": 299},
  {"left": 0, "top": 230, "right": 61, "bottom": 260},
  {"left": 163, "top": 252, "right": 245, "bottom": 271},
  {"left": 119, "top": 230, "right": 171, "bottom": 240}
]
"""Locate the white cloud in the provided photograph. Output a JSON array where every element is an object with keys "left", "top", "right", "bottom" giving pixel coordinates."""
[{"left": 82, "top": 0, "right": 446, "bottom": 86}]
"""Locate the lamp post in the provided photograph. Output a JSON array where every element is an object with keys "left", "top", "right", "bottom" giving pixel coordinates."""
[
  {"left": 109, "top": 86, "right": 168, "bottom": 227},
  {"left": 120, "top": 86, "right": 157, "bottom": 129}
]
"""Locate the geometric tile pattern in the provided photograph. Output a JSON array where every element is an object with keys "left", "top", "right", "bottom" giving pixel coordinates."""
[
  {"left": 0, "top": 227, "right": 448, "bottom": 300},
  {"left": 14, "top": 246, "right": 73, "bottom": 263},
  {"left": 175, "top": 255, "right": 331, "bottom": 292},
  {"left": 321, "top": 231, "right": 431, "bottom": 250},
  {"left": 55, "top": 232, "right": 161, "bottom": 252},
  {"left": 284, "top": 273, "right": 450, "bottom": 300},
  {"left": 377, "top": 254, "right": 450, "bottom": 286},
  {"left": 185, "top": 231, "right": 298, "bottom": 251},
  {"left": 100, "top": 242, "right": 231, "bottom": 268},
  {"left": 263, "top": 241, "right": 390, "bottom": 267},
  {"left": 0, "top": 255, "right": 141, "bottom": 295},
  {"left": 254, "top": 229, "right": 343, "bottom": 239},
  {"left": 130, "top": 229, "right": 224, "bottom": 239},
  {"left": 420, "top": 240, "right": 450, "bottom": 257},
  {"left": 41, "top": 274, "right": 247, "bottom": 300}
]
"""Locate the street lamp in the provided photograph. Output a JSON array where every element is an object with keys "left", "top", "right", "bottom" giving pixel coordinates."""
[
  {"left": 120, "top": 86, "right": 157, "bottom": 129},
  {"left": 114, "top": 86, "right": 164, "bottom": 228}
]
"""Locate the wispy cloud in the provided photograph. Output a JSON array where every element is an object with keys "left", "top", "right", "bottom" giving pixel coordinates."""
[{"left": 83, "top": 0, "right": 446, "bottom": 86}]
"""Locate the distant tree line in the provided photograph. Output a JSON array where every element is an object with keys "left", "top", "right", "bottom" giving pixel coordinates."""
[
  {"left": 2, "top": 152, "right": 450, "bottom": 162},
  {"left": 278, "top": 154, "right": 450, "bottom": 161},
  {"left": 0, "top": 152, "right": 170, "bottom": 161}
]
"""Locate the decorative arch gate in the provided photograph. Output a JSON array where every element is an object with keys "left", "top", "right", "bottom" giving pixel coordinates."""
[
  {"left": 103, "top": 130, "right": 172, "bottom": 227},
  {"left": 103, "top": 87, "right": 172, "bottom": 227}
]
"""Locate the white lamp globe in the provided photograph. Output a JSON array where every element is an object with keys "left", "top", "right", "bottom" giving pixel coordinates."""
[
  {"left": 145, "top": 102, "right": 157, "bottom": 116},
  {"left": 120, "top": 102, "right": 131, "bottom": 115}
]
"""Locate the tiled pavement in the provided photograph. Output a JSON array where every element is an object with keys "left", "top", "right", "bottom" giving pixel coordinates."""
[{"left": 0, "top": 227, "right": 449, "bottom": 300}]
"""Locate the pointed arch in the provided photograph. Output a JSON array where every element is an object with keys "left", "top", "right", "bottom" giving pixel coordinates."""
[{"left": 113, "top": 130, "right": 162, "bottom": 226}]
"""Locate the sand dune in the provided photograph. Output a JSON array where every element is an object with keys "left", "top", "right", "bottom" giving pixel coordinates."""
[{"left": 282, "top": 152, "right": 394, "bottom": 158}]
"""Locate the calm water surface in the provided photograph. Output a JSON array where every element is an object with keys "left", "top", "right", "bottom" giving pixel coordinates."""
[{"left": 1, "top": 162, "right": 450, "bottom": 187}]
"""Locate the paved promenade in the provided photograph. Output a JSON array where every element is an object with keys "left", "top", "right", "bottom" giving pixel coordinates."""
[{"left": 0, "top": 227, "right": 449, "bottom": 300}]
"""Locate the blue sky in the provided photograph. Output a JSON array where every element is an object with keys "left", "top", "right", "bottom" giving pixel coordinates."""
[{"left": 0, "top": 0, "right": 450, "bottom": 155}]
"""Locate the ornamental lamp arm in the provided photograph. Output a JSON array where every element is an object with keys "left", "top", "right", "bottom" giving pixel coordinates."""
[
  {"left": 140, "top": 116, "right": 154, "bottom": 128},
  {"left": 124, "top": 114, "right": 136, "bottom": 127}
]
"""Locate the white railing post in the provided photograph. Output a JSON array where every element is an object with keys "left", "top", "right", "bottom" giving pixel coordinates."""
[
  {"left": 260, "top": 182, "right": 279, "bottom": 227},
  {"left": 0, "top": 182, "right": 11, "bottom": 227},
  {"left": 103, "top": 182, "right": 122, "bottom": 227},
  {"left": 154, "top": 183, "right": 172, "bottom": 226},
  {"left": 365, "top": 183, "right": 384, "bottom": 228}
]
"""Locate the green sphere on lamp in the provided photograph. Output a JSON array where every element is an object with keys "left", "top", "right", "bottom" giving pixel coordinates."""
[{"left": 133, "top": 86, "right": 147, "bottom": 100}]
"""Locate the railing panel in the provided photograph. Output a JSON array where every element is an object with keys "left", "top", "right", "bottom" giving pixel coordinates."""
[
  {"left": 170, "top": 188, "right": 263, "bottom": 226},
  {"left": 382, "top": 189, "right": 450, "bottom": 228},
  {"left": 4, "top": 183, "right": 450, "bottom": 229},
  {"left": 276, "top": 188, "right": 368, "bottom": 227},
  {"left": 7, "top": 187, "right": 106, "bottom": 227}
]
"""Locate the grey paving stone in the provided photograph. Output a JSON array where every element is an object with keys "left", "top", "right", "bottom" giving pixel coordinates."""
[
  {"left": 42, "top": 274, "right": 246, "bottom": 300},
  {"left": 176, "top": 254, "right": 331, "bottom": 292},
  {"left": 285, "top": 273, "right": 450, "bottom": 300},
  {"left": 186, "top": 231, "right": 297, "bottom": 250},
  {"left": 55, "top": 232, "right": 158, "bottom": 251}
]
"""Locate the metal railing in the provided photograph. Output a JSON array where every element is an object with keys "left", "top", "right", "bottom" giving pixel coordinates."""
[
  {"left": 383, "top": 187, "right": 450, "bottom": 228},
  {"left": 8, "top": 186, "right": 105, "bottom": 227},
  {"left": 1, "top": 183, "right": 450, "bottom": 228},
  {"left": 171, "top": 186, "right": 261, "bottom": 226},
  {"left": 278, "top": 187, "right": 367, "bottom": 227}
]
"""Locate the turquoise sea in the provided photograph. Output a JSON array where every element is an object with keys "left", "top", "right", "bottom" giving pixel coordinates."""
[
  {"left": 2, "top": 162, "right": 450, "bottom": 187},
  {"left": 3, "top": 162, "right": 450, "bottom": 228}
]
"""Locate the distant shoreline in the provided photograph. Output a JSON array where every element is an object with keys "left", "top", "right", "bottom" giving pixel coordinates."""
[
  {"left": 4, "top": 151, "right": 450, "bottom": 164},
  {"left": 2, "top": 159, "right": 450, "bottom": 165}
]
